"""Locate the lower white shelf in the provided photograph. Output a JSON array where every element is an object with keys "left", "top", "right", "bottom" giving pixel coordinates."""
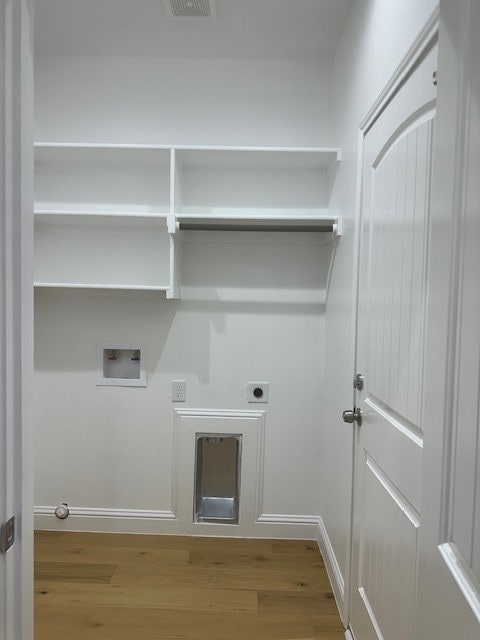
[
  {"left": 34, "top": 215, "right": 171, "bottom": 291},
  {"left": 34, "top": 282, "right": 169, "bottom": 291}
]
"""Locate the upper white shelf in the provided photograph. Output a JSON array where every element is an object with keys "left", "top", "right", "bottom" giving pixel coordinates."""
[
  {"left": 34, "top": 144, "right": 171, "bottom": 215},
  {"left": 174, "top": 146, "right": 340, "bottom": 170},
  {"left": 173, "top": 147, "right": 340, "bottom": 217},
  {"left": 34, "top": 142, "right": 341, "bottom": 218},
  {"left": 35, "top": 142, "right": 340, "bottom": 158}
]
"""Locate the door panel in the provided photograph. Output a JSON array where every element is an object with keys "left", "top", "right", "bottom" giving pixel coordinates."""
[
  {"left": 350, "top": 43, "right": 437, "bottom": 640},
  {"left": 360, "top": 454, "right": 419, "bottom": 640},
  {"left": 367, "top": 117, "right": 432, "bottom": 425},
  {"left": 417, "top": 2, "right": 480, "bottom": 637}
]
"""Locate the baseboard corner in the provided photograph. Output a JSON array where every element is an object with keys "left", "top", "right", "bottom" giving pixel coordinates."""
[{"left": 315, "top": 515, "right": 346, "bottom": 614}]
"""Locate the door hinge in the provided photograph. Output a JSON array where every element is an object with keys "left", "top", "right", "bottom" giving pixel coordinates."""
[
  {"left": 432, "top": 70, "right": 438, "bottom": 86},
  {"left": 0, "top": 516, "right": 15, "bottom": 553}
]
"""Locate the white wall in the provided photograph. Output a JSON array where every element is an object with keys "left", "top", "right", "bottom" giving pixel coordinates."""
[
  {"left": 322, "top": 0, "right": 438, "bottom": 622},
  {"left": 34, "top": 236, "right": 330, "bottom": 526},
  {"left": 33, "top": 46, "right": 335, "bottom": 531},
  {"left": 35, "top": 56, "right": 333, "bottom": 146}
]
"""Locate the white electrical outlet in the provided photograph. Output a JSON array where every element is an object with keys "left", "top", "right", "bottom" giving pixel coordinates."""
[
  {"left": 248, "top": 382, "right": 269, "bottom": 403},
  {"left": 172, "top": 379, "right": 186, "bottom": 402}
]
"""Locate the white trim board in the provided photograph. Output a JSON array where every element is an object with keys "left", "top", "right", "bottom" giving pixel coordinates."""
[
  {"left": 315, "top": 516, "right": 346, "bottom": 623},
  {"left": 34, "top": 505, "right": 320, "bottom": 539},
  {"left": 360, "top": 6, "right": 440, "bottom": 133},
  {"left": 34, "top": 506, "right": 184, "bottom": 535},
  {"left": 174, "top": 408, "right": 266, "bottom": 537}
]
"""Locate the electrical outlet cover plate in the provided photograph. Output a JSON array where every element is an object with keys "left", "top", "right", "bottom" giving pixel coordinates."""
[
  {"left": 248, "top": 382, "right": 269, "bottom": 403},
  {"left": 172, "top": 379, "right": 186, "bottom": 402}
]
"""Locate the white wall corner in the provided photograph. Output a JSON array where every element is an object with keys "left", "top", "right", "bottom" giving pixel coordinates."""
[
  {"left": 344, "top": 629, "right": 355, "bottom": 640},
  {"left": 315, "top": 515, "right": 346, "bottom": 619}
]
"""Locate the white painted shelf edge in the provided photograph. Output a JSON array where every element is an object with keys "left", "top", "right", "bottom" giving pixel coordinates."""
[
  {"left": 33, "top": 212, "right": 342, "bottom": 234},
  {"left": 34, "top": 210, "right": 170, "bottom": 219},
  {"left": 34, "top": 283, "right": 170, "bottom": 291},
  {"left": 34, "top": 141, "right": 341, "bottom": 157}
]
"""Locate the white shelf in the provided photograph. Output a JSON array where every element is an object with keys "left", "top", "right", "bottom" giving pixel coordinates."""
[
  {"left": 34, "top": 142, "right": 342, "bottom": 299},
  {"left": 35, "top": 145, "right": 171, "bottom": 214},
  {"left": 35, "top": 141, "right": 340, "bottom": 157},
  {"left": 34, "top": 216, "right": 171, "bottom": 291},
  {"left": 34, "top": 209, "right": 169, "bottom": 219},
  {"left": 34, "top": 212, "right": 169, "bottom": 227},
  {"left": 174, "top": 148, "right": 339, "bottom": 217},
  {"left": 174, "top": 146, "right": 340, "bottom": 169},
  {"left": 34, "top": 142, "right": 173, "bottom": 150},
  {"left": 34, "top": 283, "right": 169, "bottom": 291}
]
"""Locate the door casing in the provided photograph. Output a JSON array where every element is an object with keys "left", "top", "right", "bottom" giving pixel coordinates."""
[{"left": 0, "top": 1, "right": 34, "bottom": 639}]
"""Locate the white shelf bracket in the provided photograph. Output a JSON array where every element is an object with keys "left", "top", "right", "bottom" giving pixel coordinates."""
[{"left": 333, "top": 217, "right": 343, "bottom": 237}]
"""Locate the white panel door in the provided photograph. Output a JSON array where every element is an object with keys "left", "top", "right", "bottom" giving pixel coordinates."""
[
  {"left": 416, "top": 1, "right": 480, "bottom": 637},
  {"left": 349, "top": 42, "right": 437, "bottom": 640},
  {"left": 0, "top": 1, "right": 34, "bottom": 639}
]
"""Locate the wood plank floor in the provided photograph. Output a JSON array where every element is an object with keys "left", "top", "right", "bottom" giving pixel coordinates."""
[{"left": 34, "top": 531, "right": 344, "bottom": 640}]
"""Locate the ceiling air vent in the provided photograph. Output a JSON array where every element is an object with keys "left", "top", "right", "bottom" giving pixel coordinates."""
[{"left": 165, "top": 0, "right": 216, "bottom": 18}]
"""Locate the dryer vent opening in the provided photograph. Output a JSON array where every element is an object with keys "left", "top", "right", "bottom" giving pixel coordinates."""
[{"left": 194, "top": 434, "right": 241, "bottom": 524}]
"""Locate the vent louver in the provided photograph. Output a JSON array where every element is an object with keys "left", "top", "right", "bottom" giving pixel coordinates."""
[{"left": 165, "top": 0, "right": 215, "bottom": 18}]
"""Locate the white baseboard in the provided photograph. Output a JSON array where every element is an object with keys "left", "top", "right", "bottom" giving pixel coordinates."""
[
  {"left": 345, "top": 629, "right": 354, "bottom": 640},
  {"left": 253, "top": 513, "right": 320, "bottom": 539},
  {"left": 315, "top": 515, "right": 346, "bottom": 616},
  {"left": 35, "top": 506, "right": 320, "bottom": 539},
  {"left": 34, "top": 506, "right": 186, "bottom": 535}
]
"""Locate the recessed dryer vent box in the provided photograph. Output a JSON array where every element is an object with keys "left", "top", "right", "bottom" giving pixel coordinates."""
[{"left": 96, "top": 343, "right": 147, "bottom": 387}]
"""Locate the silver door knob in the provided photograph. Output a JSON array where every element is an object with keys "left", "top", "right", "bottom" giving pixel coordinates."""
[{"left": 342, "top": 408, "right": 362, "bottom": 426}]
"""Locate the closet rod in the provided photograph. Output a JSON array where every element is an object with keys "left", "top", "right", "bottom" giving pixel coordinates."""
[{"left": 178, "top": 223, "right": 335, "bottom": 232}]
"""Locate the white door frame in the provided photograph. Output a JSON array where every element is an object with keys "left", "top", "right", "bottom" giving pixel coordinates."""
[
  {"left": 0, "top": 1, "right": 34, "bottom": 638},
  {"left": 347, "top": 6, "right": 439, "bottom": 632}
]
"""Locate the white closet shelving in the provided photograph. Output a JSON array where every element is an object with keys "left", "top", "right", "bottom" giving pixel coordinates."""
[
  {"left": 35, "top": 144, "right": 171, "bottom": 214},
  {"left": 34, "top": 143, "right": 342, "bottom": 299},
  {"left": 34, "top": 213, "right": 171, "bottom": 292}
]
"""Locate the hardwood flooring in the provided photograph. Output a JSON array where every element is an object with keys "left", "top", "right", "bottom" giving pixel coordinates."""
[{"left": 34, "top": 531, "right": 344, "bottom": 640}]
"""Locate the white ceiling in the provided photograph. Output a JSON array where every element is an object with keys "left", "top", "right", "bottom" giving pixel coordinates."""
[{"left": 35, "top": 0, "right": 354, "bottom": 60}]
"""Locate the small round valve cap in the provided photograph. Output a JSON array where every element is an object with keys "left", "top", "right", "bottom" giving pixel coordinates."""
[{"left": 55, "top": 503, "right": 70, "bottom": 520}]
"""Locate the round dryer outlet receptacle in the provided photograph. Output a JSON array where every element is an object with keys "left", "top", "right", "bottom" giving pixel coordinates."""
[{"left": 248, "top": 382, "right": 269, "bottom": 403}]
